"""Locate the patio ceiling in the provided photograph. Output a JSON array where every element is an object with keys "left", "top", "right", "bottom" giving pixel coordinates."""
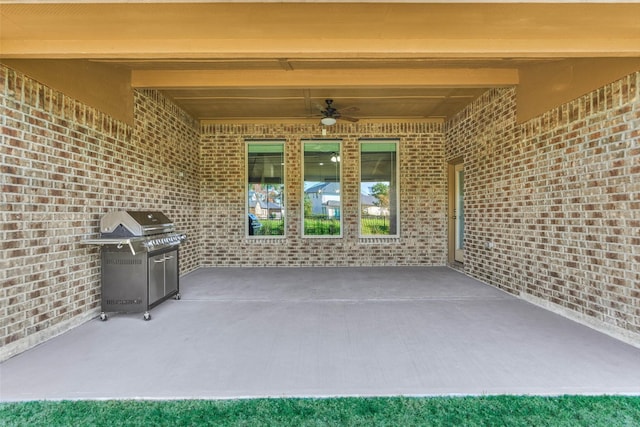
[{"left": 1, "top": 2, "right": 639, "bottom": 123}]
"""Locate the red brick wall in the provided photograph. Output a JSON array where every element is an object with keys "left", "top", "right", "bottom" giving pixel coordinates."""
[
  {"left": 200, "top": 123, "right": 447, "bottom": 266},
  {"left": 0, "top": 65, "right": 200, "bottom": 360},
  {"left": 446, "top": 73, "right": 640, "bottom": 344}
]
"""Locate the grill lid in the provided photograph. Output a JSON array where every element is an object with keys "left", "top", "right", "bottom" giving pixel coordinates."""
[{"left": 100, "top": 211, "right": 174, "bottom": 237}]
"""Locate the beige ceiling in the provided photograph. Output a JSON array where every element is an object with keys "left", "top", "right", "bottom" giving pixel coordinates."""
[{"left": 2, "top": 2, "right": 639, "bottom": 123}]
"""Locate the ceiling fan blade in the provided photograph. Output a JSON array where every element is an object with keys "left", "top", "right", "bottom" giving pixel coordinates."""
[
  {"left": 313, "top": 102, "right": 326, "bottom": 112},
  {"left": 338, "top": 106, "right": 360, "bottom": 114},
  {"left": 339, "top": 115, "right": 359, "bottom": 123}
]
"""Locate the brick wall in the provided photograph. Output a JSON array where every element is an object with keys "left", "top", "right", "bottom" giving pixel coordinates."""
[
  {"left": 0, "top": 65, "right": 200, "bottom": 360},
  {"left": 445, "top": 72, "right": 640, "bottom": 345},
  {"left": 133, "top": 90, "right": 201, "bottom": 271},
  {"left": 200, "top": 123, "right": 447, "bottom": 267}
]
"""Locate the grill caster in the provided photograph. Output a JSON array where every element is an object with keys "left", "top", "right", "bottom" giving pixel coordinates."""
[
  {"left": 143, "top": 312, "right": 151, "bottom": 321},
  {"left": 100, "top": 312, "right": 108, "bottom": 321},
  {"left": 175, "top": 293, "right": 181, "bottom": 300}
]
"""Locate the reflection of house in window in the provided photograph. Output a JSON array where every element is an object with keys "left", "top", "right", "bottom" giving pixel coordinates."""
[
  {"left": 324, "top": 200, "right": 341, "bottom": 219},
  {"left": 248, "top": 191, "right": 283, "bottom": 219},
  {"left": 304, "top": 182, "right": 341, "bottom": 218},
  {"left": 250, "top": 199, "right": 283, "bottom": 219},
  {"left": 360, "top": 193, "right": 389, "bottom": 216}
]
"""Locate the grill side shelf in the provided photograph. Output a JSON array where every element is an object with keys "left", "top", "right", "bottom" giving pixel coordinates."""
[{"left": 81, "top": 238, "right": 137, "bottom": 255}]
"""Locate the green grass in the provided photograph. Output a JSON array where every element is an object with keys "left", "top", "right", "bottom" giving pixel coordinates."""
[
  {"left": 254, "top": 219, "right": 285, "bottom": 236},
  {"left": 1, "top": 396, "right": 639, "bottom": 427},
  {"left": 361, "top": 216, "right": 390, "bottom": 235}
]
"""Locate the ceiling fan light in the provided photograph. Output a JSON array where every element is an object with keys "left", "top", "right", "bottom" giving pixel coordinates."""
[{"left": 321, "top": 117, "right": 337, "bottom": 126}]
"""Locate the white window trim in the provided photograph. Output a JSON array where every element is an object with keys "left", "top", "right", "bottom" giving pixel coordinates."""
[
  {"left": 301, "top": 139, "right": 343, "bottom": 239},
  {"left": 358, "top": 139, "right": 400, "bottom": 239},
  {"left": 245, "top": 140, "right": 287, "bottom": 239}
]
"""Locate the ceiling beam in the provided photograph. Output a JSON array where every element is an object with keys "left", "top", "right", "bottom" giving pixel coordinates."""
[
  {"left": 3, "top": 3, "right": 639, "bottom": 59},
  {"left": 3, "top": 38, "right": 639, "bottom": 59},
  {"left": 131, "top": 68, "right": 519, "bottom": 89}
]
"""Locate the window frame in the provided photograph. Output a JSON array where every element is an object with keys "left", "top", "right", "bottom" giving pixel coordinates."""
[
  {"left": 245, "top": 140, "right": 286, "bottom": 239},
  {"left": 359, "top": 139, "right": 400, "bottom": 238},
  {"left": 301, "top": 139, "right": 343, "bottom": 238}
]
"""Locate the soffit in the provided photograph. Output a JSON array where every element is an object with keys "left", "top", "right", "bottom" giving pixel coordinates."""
[
  {"left": 1, "top": 2, "right": 638, "bottom": 122},
  {"left": 3, "top": 3, "right": 639, "bottom": 47}
]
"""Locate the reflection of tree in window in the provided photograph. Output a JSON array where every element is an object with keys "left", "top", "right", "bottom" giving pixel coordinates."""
[{"left": 370, "top": 182, "right": 389, "bottom": 210}]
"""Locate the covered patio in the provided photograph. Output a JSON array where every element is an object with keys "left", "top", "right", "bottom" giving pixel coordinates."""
[{"left": 2, "top": 267, "right": 639, "bottom": 401}]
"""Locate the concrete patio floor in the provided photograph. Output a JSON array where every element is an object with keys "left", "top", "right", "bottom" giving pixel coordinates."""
[{"left": 1, "top": 266, "right": 640, "bottom": 401}]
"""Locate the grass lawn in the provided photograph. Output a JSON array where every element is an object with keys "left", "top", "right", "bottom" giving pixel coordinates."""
[
  {"left": 361, "top": 216, "right": 390, "bottom": 235},
  {"left": 1, "top": 395, "right": 639, "bottom": 426},
  {"left": 255, "top": 219, "right": 285, "bottom": 236}
]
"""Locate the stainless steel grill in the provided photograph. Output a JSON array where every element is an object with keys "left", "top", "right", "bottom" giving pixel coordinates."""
[{"left": 82, "top": 211, "right": 187, "bottom": 321}]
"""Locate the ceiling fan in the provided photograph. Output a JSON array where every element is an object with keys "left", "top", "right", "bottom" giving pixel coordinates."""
[{"left": 318, "top": 99, "right": 359, "bottom": 126}]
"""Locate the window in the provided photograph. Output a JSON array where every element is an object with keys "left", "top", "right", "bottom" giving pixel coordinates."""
[
  {"left": 360, "top": 140, "right": 399, "bottom": 237},
  {"left": 303, "top": 140, "right": 342, "bottom": 237},
  {"left": 246, "top": 141, "right": 285, "bottom": 237}
]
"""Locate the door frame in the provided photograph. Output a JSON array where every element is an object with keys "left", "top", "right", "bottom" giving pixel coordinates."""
[{"left": 448, "top": 157, "right": 464, "bottom": 265}]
